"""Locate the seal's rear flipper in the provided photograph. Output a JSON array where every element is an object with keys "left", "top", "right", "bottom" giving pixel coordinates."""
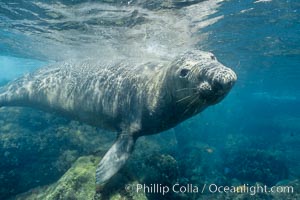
[{"left": 95, "top": 133, "right": 135, "bottom": 190}]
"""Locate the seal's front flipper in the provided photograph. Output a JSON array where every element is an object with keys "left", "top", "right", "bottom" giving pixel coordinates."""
[{"left": 95, "top": 133, "right": 135, "bottom": 189}]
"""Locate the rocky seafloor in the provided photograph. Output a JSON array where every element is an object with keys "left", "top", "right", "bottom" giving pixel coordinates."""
[{"left": 0, "top": 107, "right": 299, "bottom": 200}]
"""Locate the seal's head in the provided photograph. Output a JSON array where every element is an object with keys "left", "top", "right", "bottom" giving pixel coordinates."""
[{"left": 169, "top": 50, "right": 237, "bottom": 117}]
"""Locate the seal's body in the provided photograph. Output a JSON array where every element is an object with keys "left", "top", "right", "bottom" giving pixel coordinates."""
[
  {"left": 0, "top": 61, "right": 168, "bottom": 133},
  {"left": 0, "top": 50, "right": 237, "bottom": 187}
]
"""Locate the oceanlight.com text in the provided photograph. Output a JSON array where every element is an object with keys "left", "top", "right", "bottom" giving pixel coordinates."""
[
  {"left": 208, "top": 183, "right": 294, "bottom": 195},
  {"left": 125, "top": 183, "right": 294, "bottom": 196}
]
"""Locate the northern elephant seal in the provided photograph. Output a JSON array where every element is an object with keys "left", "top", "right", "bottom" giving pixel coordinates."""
[{"left": 0, "top": 50, "right": 237, "bottom": 188}]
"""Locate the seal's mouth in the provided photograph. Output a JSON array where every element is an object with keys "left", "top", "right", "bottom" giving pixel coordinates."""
[{"left": 198, "top": 67, "right": 237, "bottom": 104}]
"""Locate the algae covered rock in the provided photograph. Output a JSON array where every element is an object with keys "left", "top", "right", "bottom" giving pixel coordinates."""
[
  {"left": 14, "top": 156, "right": 99, "bottom": 200},
  {"left": 223, "top": 149, "right": 289, "bottom": 186},
  {"left": 15, "top": 156, "right": 148, "bottom": 200},
  {"left": 0, "top": 107, "right": 113, "bottom": 199},
  {"left": 144, "top": 154, "right": 179, "bottom": 185}
]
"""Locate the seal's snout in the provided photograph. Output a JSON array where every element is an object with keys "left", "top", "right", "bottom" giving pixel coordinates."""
[
  {"left": 212, "top": 68, "right": 237, "bottom": 92},
  {"left": 198, "top": 66, "right": 236, "bottom": 104},
  {"left": 213, "top": 68, "right": 237, "bottom": 90}
]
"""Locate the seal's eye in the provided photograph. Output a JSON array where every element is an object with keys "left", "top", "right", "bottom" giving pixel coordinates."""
[
  {"left": 210, "top": 55, "right": 216, "bottom": 60},
  {"left": 179, "top": 68, "right": 190, "bottom": 78}
]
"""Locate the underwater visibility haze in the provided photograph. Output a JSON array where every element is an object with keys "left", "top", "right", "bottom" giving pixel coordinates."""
[{"left": 0, "top": 0, "right": 299, "bottom": 199}]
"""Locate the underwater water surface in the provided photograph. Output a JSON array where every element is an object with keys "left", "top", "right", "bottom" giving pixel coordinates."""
[{"left": 0, "top": 0, "right": 299, "bottom": 200}]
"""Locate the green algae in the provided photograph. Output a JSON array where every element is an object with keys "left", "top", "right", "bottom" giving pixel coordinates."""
[
  {"left": 14, "top": 156, "right": 99, "bottom": 200},
  {"left": 14, "top": 156, "right": 148, "bottom": 200}
]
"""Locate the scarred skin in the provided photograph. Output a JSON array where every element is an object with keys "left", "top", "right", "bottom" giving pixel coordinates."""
[{"left": 0, "top": 50, "right": 237, "bottom": 187}]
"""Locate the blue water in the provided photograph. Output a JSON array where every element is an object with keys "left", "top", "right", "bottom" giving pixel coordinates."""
[
  {"left": 198, "top": 0, "right": 300, "bottom": 152},
  {"left": 0, "top": 0, "right": 299, "bottom": 199}
]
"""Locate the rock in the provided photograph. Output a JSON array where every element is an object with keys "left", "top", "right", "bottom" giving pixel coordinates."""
[
  {"left": 0, "top": 107, "right": 114, "bottom": 200},
  {"left": 14, "top": 156, "right": 148, "bottom": 200},
  {"left": 14, "top": 156, "right": 99, "bottom": 200}
]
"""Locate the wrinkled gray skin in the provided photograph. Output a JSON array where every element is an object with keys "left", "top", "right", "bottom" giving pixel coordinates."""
[{"left": 0, "top": 50, "right": 236, "bottom": 188}]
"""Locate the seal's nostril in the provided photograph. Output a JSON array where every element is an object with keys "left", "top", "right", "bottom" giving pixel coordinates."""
[
  {"left": 213, "top": 82, "right": 224, "bottom": 91},
  {"left": 213, "top": 79, "right": 234, "bottom": 93}
]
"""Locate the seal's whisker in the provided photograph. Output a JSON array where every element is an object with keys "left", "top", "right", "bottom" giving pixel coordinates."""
[
  {"left": 189, "top": 97, "right": 201, "bottom": 116},
  {"left": 176, "top": 95, "right": 193, "bottom": 103},
  {"left": 176, "top": 87, "right": 197, "bottom": 92},
  {"left": 182, "top": 95, "right": 198, "bottom": 116},
  {"left": 192, "top": 100, "right": 202, "bottom": 115},
  {"left": 182, "top": 102, "right": 194, "bottom": 116},
  {"left": 176, "top": 97, "right": 196, "bottom": 107}
]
